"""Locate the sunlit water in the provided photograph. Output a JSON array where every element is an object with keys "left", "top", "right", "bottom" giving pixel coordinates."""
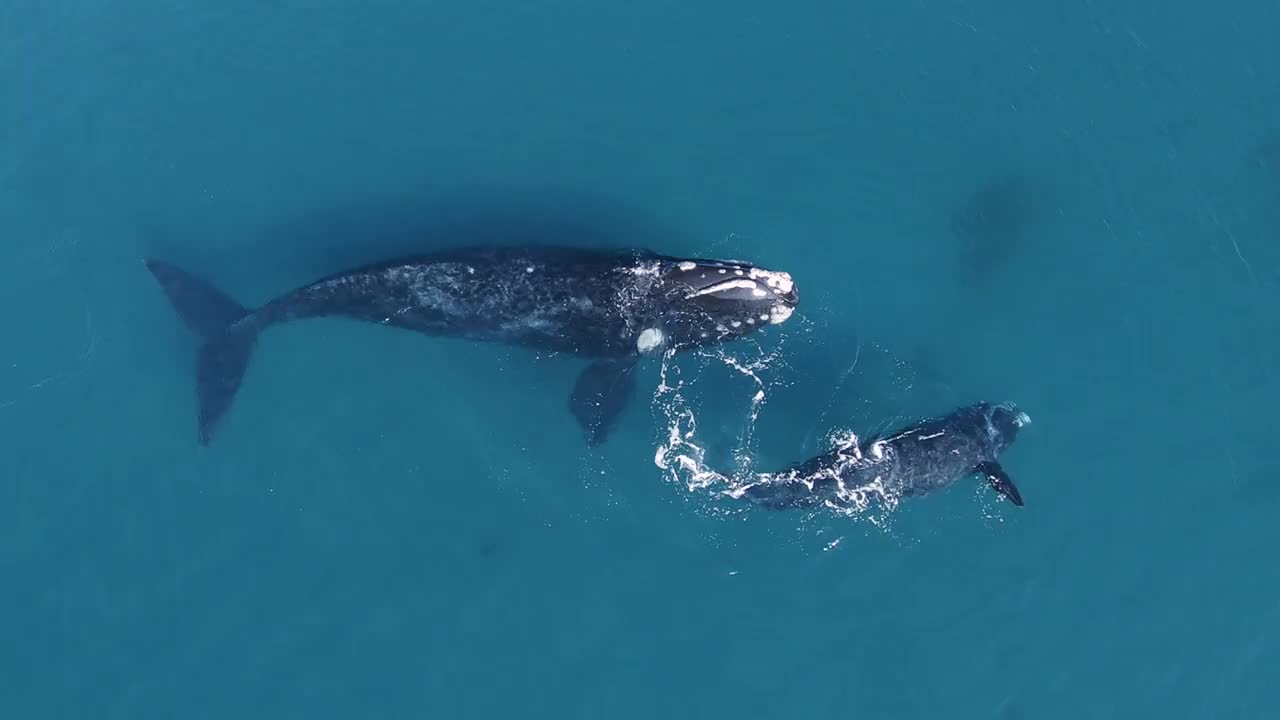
[{"left": 3, "top": 1, "right": 1278, "bottom": 718}]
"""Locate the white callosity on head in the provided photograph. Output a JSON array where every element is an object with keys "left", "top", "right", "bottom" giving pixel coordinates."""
[
  {"left": 685, "top": 278, "right": 759, "bottom": 299},
  {"left": 636, "top": 327, "right": 665, "bottom": 353},
  {"left": 994, "top": 402, "right": 1032, "bottom": 428},
  {"left": 677, "top": 261, "right": 697, "bottom": 271},
  {"left": 768, "top": 303, "right": 794, "bottom": 324},
  {"left": 748, "top": 268, "right": 794, "bottom": 296}
]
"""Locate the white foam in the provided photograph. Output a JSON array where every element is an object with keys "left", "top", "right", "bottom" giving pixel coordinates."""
[{"left": 636, "top": 327, "right": 664, "bottom": 353}]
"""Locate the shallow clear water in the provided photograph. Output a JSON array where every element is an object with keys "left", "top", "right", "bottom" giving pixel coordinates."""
[{"left": 3, "top": 1, "right": 1278, "bottom": 717}]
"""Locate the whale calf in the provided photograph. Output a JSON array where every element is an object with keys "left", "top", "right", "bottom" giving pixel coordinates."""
[
  {"left": 732, "top": 402, "right": 1030, "bottom": 511},
  {"left": 146, "top": 245, "right": 798, "bottom": 445}
]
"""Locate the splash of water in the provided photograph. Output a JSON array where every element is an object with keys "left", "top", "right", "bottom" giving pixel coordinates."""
[{"left": 648, "top": 332, "right": 908, "bottom": 531}]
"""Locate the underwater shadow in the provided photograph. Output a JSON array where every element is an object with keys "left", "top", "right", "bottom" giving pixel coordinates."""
[{"left": 947, "top": 171, "right": 1056, "bottom": 280}]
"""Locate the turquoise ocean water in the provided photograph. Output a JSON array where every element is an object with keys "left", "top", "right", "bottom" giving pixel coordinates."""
[{"left": 3, "top": 1, "right": 1279, "bottom": 717}]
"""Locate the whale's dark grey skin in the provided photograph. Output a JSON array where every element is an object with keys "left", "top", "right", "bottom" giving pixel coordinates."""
[
  {"left": 733, "top": 402, "right": 1030, "bottom": 510},
  {"left": 146, "top": 245, "right": 798, "bottom": 446}
]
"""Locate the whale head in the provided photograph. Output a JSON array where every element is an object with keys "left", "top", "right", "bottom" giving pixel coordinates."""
[
  {"left": 986, "top": 401, "right": 1031, "bottom": 454},
  {"left": 647, "top": 257, "right": 799, "bottom": 352}
]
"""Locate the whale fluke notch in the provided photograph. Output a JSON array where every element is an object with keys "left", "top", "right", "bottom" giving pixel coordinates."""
[{"left": 145, "top": 260, "right": 259, "bottom": 445}]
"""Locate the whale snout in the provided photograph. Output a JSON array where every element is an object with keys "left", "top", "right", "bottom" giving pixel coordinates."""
[
  {"left": 995, "top": 401, "right": 1031, "bottom": 428},
  {"left": 760, "top": 269, "right": 797, "bottom": 306},
  {"left": 988, "top": 402, "right": 1030, "bottom": 447},
  {"left": 672, "top": 260, "right": 797, "bottom": 312},
  {"left": 659, "top": 257, "right": 799, "bottom": 344}
]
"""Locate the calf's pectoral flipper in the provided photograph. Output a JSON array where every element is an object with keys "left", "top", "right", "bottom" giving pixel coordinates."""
[
  {"left": 569, "top": 358, "right": 639, "bottom": 447},
  {"left": 976, "top": 460, "right": 1024, "bottom": 506}
]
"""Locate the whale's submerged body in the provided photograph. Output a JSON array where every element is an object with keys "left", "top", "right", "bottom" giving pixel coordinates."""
[
  {"left": 734, "top": 402, "right": 1031, "bottom": 511},
  {"left": 147, "top": 245, "right": 799, "bottom": 446}
]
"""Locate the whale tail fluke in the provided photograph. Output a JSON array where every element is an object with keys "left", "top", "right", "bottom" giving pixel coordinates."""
[{"left": 145, "top": 260, "right": 258, "bottom": 445}]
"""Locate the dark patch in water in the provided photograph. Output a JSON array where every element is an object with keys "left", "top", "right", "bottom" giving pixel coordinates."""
[{"left": 948, "top": 173, "right": 1048, "bottom": 275}]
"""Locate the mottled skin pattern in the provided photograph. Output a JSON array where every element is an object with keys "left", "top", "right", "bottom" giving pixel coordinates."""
[
  {"left": 242, "top": 246, "right": 792, "bottom": 357},
  {"left": 737, "top": 402, "right": 1029, "bottom": 510},
  {"left": 146, "top": 245, "right": 798, "bottom": 445}
]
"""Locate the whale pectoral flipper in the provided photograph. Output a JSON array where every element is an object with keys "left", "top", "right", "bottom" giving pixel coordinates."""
[
  {"left": 569, "top": 358, "right": 639, "bottom": 447},
  {"left": 976, "top": 461, "right": 1024, "bottom": 506},
  {"left": 146, "top": 260, "right": 260, "bottom": 445}
]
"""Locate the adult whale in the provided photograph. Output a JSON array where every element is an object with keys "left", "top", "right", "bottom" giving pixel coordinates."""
[
  {"left": 146, "top": 245, "right": 799, "bottom": 446},
  {"left": 731, "top": 401, "right": 1030, "bottom": 510}
]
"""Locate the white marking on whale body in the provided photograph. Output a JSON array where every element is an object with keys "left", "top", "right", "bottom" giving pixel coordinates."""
[
  {"left": 525, "top": 266, "right": 535, "bottom": 273},
  {"left": 636, "top": 327, "right": 664, "bottom": 353},
  {"left": 769, "top": 304, "right": 794, "bottom": 324},
  {"left": 748, "top": 268, "right": 795, "bottom": 296},
  {"left": 686, "top": 278, "right": 759, "bottom": 299},
  {"left": 678, "top": 261, "right": 697, "bottom": 271}
]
